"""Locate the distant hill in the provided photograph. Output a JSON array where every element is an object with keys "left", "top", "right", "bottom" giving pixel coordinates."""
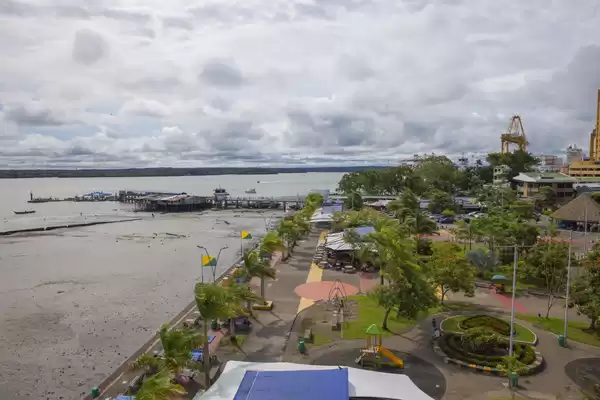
[{"left": 0, "top": 165, "right": 390, "bottom": 179}]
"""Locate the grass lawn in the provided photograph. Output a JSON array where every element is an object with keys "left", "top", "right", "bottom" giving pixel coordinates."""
[
  {"left": 341, "top": 296, "right": 477, "bottom": 340},
  {"left": 441, "top": 315, "right": 537, "bottom": 344},
  {"left": 516, "top": 314, "right": 600, "bottom": 347}
]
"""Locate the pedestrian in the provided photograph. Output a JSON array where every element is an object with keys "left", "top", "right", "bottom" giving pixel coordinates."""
[{"left": 432, "top": 317, "right": 437, "bottom": 330}]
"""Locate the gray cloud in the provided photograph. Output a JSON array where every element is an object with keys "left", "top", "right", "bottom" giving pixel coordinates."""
[
  {"left": 199, "top": 59, "right": 244, "bottom": 87},
  {"left": 72, "top": 29, "right": 107, "bottom": 65},
  {"left": 4, "top": 105, "right": 67, "bottom": 127},
  {"left": 0, "top": 0, "right": 599, "bottom": 168}
]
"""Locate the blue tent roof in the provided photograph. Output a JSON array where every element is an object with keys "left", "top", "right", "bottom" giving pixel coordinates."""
[
  {"left": 349, "top": 226, "right": 375, "bottom": 238},
  {"left": 233, "top": 368, "right": 348, "bottom": 400}
]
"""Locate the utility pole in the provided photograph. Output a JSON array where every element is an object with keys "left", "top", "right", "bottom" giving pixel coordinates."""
[
  {"left": 563, "top": 231, "right": 573, "bottom": 341},
  {"left": 584, "top": 199, "right": 589, "bottom": 253},
  {"left": 508, "top": 244, "right": 518, "bottom": 357}
]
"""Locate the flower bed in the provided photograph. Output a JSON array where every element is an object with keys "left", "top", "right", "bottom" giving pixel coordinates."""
[{"left": 435, "top": 332, "right": 543, "bottom": 375}]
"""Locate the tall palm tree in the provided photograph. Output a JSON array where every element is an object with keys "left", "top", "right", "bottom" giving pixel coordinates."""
[
  {"left": 259, "top": 231, "right": 285, "bottom": 259},
  {"left": 194, "top": 283, "right": 238, "bottom": 388},
  {"left": 405, "top": 212, "right": 437, "bottom": 236},
  {"left": 131, "top": 324, "right": 203, "bottom": 376},
  {"left": 135, "top": 369, "right": 186, "bottom": 400},
  {"left": 242, "top": 249, "right": 277, "bottom": 303}
]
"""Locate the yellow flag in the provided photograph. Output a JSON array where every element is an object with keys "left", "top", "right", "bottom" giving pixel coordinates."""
[
  {"left": 241, "top": 230, "right": 252, "bottom": 240},
  {"left": 202, "top": 255, "right": 216, "bottom": 266}
]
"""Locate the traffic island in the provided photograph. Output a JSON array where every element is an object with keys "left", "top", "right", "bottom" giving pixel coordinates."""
[{"left": 252, "top": 300, "right": 274, "bottom": 311}]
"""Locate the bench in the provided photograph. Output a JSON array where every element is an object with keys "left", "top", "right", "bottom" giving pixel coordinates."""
[{"left": 303, "top": 328, "right": 313, "bottom": 343}]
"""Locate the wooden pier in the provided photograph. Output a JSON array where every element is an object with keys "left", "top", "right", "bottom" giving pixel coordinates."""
[{"left": 119, "top": 190, "right": 306, "bottom": 213}]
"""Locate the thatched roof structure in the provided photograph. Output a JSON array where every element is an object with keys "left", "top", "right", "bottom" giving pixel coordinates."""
[{"left": 551, "top": 193, "right": 600, "bottom": 222}]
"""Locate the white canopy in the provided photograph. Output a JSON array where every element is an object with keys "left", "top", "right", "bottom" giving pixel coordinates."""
[{"left": 193, "top": 361, "right": 434, "bottom": 400}]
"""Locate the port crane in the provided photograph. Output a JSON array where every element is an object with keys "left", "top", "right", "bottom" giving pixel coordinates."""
[
  {"left": 500, "top": 115, "right": 528, "bottom": 154},
  {"left": 588, "top": 89, "right": 600, "bottom": 161}
]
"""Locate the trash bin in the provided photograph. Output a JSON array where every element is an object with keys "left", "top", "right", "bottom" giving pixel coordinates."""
[
  {"left": 211, "top": 319, "right": 218, "bottom": 330},
  {"left": 558, "top": 335, "right": 566, "bottom": 347},
  {"left": 91, "top": 386, "right": 100, "bottom": 399},
  {"left": 509, "top": 372, "right": 518, "bottom": 388},
  {"left": 298, "top": 339, "right": 306, "bottom": 354}
]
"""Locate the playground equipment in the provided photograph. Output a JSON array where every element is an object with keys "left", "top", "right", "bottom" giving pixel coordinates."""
[
  {"left": 328, "top": 279, "right": 348, "bottom": 331},
  {"left": 355, "top": 324, "right": 404, "bottom": 369}
]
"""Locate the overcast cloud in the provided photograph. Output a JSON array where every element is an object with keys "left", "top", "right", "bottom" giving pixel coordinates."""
[{"left": 0, "top": 0, "right": 599, "bottom": 168}]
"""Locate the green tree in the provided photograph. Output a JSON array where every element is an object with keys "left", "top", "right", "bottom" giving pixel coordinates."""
[
  {"left": 305, "top": 192, "right": 324, "bottom": 209},
  {"left": 510, "top": 200, "right": 536, "bottom": 220},
  {"left": 466, "top": 248, "right": 498, "bottom": 277},
  {"left": 427, "top": 189, "right": 457, "bottom": 214},
  {"left": 135, "top": 369, "right": 186, "bottom": 400},
  {"left": 242, "top": 249, "right": 277, "bottom": 303},
  {"left": 344, "top": 192, "right": 364, "bottom": 210},
  {"left": 388, "top": 188, "right": 420, "bottom": 221},
  {"left": 369, "top": 265, "right": 437, "bottom": 330},
  {"left": 534, "top": 186, "right": 558, "bottom": 211},
  {"left": 276, "top": 219, "right": 302, "bottom": 257},
  {"left": 414, "top": 155, "right": 457, "bottom": 193},
  {"left": 570, "top": 266, "right": 600, "bottom": 330},
  {"left": 194, "top": 283, "right": 239, "bottom": 387},
  {"left": 427, "top": 244, "right": 475, "bottom": 304},
  {"left": 486, "top": 150, "right": 539, "bottom": 185},
  {"left": 523, "top": 241, "right": 571, "bottom": 318},
  {"left": 131, "top": 324, "right": 203, "bottom": 376}
]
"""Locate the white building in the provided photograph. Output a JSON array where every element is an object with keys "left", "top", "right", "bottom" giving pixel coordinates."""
[
  {"left": 537, "top": 155, "right": 564, "bottom": 172},
  {"left": 566, "top": 145, "right": 584, "bottom": 164}
]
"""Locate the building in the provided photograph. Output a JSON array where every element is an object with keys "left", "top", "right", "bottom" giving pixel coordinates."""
[
  {"left": 566, "top": 145, "right": 584, "bottom": 164},
  {"left": 512, "top": 172, "right": 576, "bottom": 201},
  {"left": 568, "top": 89, "right": 600, "bottom": 177},
  {"left": 537, "top": 155, "right": 563, "bottom": 172},
  {"left": 493, "top": 165, "right": 511, "bottom": 186}
]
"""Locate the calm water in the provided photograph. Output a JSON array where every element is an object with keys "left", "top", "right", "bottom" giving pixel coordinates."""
[
  {"left": 0, "top": 172, "right": 342, "bottom": 399},
  {"left": 0, "top": 173, "right": 343, "bottom": 231}
]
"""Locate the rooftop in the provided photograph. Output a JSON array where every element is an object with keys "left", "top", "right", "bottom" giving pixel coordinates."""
[
  {"left": 194, "top": 361, "right": 434, "bottom": 400},
  {"left": 513, "top": 172, "right": 577, "bottom": 183},
  {"left": 552, "top": 192, "right": 600, "bottom": 222}
]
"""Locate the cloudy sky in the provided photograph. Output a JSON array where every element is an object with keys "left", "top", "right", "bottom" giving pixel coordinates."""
[{"left": 1, "top": 0, "right": 599, "bottom": 168}]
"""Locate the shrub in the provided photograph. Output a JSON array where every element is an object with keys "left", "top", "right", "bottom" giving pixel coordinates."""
[
  {"left": 461, "top": 315, "right": 511, "bottom": 336},
  {"left": 438, "top": 333, "right": 538, "bottom": 372}
]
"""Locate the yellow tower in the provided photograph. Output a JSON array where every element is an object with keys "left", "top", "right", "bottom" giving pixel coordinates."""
[
  {"left": 569, "top": 89, "right": 600, "bottom": 178},
  {"left": 501, "top": 115, "right": 528, "bottom": 154}
]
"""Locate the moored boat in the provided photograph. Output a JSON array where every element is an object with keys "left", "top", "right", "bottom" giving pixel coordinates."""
[
  {"left": 245, "top": 188, "right": 257, "bottom": 194},
  {"left": 14, "top": 210, "right": 36, "bottom": 215}
]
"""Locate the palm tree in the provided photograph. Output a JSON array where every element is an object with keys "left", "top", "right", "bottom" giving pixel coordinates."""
[
  {"left": 242, "top": 249, "right": 277, "bottom": 303},
  {"left": 405, "top": 212, "right": 437, "bottom": 236},
  {"left": 135, "top": 369, "right": 186, "bottom": 400},
  {"left": 131, "top": 324, "right": 203, "bottom": 376},
  {"left": 276, "top": 219, "right": 302, "bottom": 257},
  {"left": 259, "top": 231, "right": 285, "bottom": 259},
  {"left": 194, "top": 283, "right": 238, "bottom": 388}
]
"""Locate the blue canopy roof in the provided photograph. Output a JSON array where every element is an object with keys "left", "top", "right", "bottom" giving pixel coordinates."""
[
  {"left": 233, "top": 368, "right": 348, "bottom": 400},
  {"left": 348, "top": 226, "right": 375, "bottom": 238}
]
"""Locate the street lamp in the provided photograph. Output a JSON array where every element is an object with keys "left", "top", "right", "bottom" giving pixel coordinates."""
[
  {"left": 260, "top": 212, "right": 276, "bottom": 233},
  {"left": 197, "top": 245, "right": 229, "bottom": 282}
]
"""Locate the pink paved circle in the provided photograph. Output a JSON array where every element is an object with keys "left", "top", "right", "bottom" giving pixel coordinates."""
[{"left": 294, "top": 281, "right": 359, "bottom": 301}]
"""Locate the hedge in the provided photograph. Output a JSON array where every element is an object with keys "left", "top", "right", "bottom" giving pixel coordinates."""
[
  {"left": 438, "top": 333, "right": 537, "bottom": 370},
  {"left": 460, "top": 315, "right": 511, "bottom": 336}
]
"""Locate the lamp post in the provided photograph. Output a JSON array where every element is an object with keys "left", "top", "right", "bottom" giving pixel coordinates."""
[
  {"left": 260, "top": 212, "right": 276, "bottom": 233},
  {"left": 197, "top": 245, "right": 228, "bottom": 282},
  {"left": 563, "top": 231, "right": 573, "bottom": 341},
  {"left": 508, "top": 244, "right": 518, "bottom": 357}
]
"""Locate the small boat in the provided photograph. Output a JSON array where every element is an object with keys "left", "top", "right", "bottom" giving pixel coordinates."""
[
  {"left": 14, "top": 210, "right": 36, "bottom": 215},
  {"left": 245, "top": 188, "right": 257, "bottom": 194},
  {"left": 213, "top": 187, "right": 230, "bottom": 201}
]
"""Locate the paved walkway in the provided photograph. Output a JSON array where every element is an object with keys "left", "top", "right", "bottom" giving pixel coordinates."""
[{"left": 237, "top": 231, "right": 323, "bottom": 362}]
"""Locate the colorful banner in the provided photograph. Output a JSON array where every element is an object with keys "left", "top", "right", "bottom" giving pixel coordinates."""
[{"left": 201, "top": 255, "right": 217, "bottom": 266}]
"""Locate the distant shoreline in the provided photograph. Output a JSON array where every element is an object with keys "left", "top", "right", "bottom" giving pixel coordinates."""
[{"left": 0, "top": 166, "right": 387, "bottom": 179}]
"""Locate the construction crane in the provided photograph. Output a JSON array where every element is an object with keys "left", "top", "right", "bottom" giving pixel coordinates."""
[
  {"left": 589, "top": 89, "right": 600, "bottom": 161},
  {"left": 500, "top": 115, "right": 528, "bottom": 154}
]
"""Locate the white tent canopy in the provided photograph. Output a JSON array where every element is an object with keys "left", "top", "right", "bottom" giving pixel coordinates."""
[{"left": 193, "top": 361, "right": 435, "bottom": 400}]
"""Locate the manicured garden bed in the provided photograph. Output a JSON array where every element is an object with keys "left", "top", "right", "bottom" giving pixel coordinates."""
[
  {"left": 441, "top": 315, "right": 536, "bottom": 344},
  {"left": 436, "top": 332, "right": 542, "bottom": 375}
]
